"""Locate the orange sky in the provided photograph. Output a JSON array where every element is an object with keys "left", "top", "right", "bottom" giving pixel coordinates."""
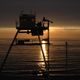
[{"left": 0, "top": 27, "right": 80, "bottom": 40}]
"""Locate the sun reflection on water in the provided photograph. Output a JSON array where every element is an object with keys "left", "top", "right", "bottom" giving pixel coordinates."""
[
  {"left": 38, "top": 41, "right": 48, "bottom": 69},
  {"left": 41, "top": 41, "right": 48, "bottom": 60}
]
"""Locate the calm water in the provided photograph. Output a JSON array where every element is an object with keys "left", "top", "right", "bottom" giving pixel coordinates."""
[{"left": 0, "top": 27, "right": 80, "bottom": 76}]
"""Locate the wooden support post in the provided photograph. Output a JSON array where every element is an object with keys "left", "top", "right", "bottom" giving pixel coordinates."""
[
  {"left": 0, "top": 30, "right": 19, "bottom": 72},
  {"left": 65, "top": 41, "right": 68, "bottom": 72},
  {"left": 48, "top": 21, "right": 49, "bottom": 44}
]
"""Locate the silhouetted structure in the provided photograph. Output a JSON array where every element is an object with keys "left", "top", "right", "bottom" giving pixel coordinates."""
[
  {"left": 16, "top": 14, "right": 49, "bottom": 36},
  {"left": 0, "top": 12, "right": 53, "bottom": 80}
]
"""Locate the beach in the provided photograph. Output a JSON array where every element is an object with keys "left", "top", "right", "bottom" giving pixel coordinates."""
[{"left": 0, "top": 27, "right": 80, "bottom": 79}]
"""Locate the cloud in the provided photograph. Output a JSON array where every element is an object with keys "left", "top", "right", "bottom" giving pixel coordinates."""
[{"left": 0, "top": 0, "right": 80, "bottom": 27}]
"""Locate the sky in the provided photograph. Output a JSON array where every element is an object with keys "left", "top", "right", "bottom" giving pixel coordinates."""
[{"left": 0, "top": 0, "right": 80, "bottom": 27}]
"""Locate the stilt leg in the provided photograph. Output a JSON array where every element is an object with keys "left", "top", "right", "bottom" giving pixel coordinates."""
[{"left": 0, "top": 30, "right": 19, "bottom": 72}]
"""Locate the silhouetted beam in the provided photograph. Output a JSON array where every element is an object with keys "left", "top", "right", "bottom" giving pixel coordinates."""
[{"left": 0, "top": 30, "right": 19, "bottom": 72}]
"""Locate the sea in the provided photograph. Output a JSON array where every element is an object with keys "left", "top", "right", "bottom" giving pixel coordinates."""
[{"left": 0, "top": 27, "right": 80, "bottom": 76}]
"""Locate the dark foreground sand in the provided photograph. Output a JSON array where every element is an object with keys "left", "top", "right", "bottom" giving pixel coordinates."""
[
  {"left": 0, "top": 75, "right": 80, "bottom": 80},
  {"left": 0, "top": 71, "right": 80, "bottom": 80}
]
